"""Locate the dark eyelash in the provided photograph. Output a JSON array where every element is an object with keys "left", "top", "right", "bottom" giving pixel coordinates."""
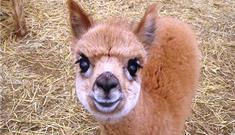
[
  {"left": 75, "top": 53, "right": 88, "bottom": 64},
  {"left": 75, "top": 59, "right": 80, "bottom": 64}
]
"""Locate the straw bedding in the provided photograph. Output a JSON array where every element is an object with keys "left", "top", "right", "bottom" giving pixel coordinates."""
[{"left": 0, "top": 0, "right": 234, "bottom": 134}]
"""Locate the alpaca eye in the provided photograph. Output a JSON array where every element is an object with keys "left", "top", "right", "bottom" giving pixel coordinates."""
[
  {"left": 127, "top": 58, "right": 142, "bottom": 77},
  {"left": 75, "top": 54, "right": 90, "bottom": 73}
]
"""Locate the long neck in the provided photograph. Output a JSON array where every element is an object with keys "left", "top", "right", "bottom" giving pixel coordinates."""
[{"left": 100, "top": 90, "right": 172, "bottom": 135}]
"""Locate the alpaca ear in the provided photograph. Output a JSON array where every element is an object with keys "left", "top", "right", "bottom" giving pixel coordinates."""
[
  {"left": 133, "top": 4, "right": 158, "bottom": 46},
  {"left": 67, "top": 0, "right": 92, "bottom": 39}
]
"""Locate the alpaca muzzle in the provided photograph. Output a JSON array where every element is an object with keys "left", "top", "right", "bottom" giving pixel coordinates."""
[{"left": 92, "top": 72, "right": 122, "bottom": 113}]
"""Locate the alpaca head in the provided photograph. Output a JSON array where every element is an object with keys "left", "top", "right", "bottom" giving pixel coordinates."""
[{"left": 68, "top": 0, "right": 157, "bottom": 122}]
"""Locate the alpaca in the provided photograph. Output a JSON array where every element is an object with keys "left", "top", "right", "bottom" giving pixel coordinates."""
[
  {"left": 12, "top": 0, "right": 27, "bottom": 37},
  {"left": 67, "top": 0, "right": 200, "bottom": 134}
]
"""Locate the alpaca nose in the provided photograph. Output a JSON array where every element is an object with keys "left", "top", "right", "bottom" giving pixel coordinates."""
[{"left": 95, "top": 72, "right": 119, "bottom": 94}]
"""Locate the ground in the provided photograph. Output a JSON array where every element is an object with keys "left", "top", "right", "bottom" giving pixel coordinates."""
[{"left": 0, "top": 0, "right": 234, "bottom": 134}]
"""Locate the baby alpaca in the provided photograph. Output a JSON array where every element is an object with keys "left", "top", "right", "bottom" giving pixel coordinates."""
[{"left": 68, "top": 0, "right": 200, "bottom": 135}]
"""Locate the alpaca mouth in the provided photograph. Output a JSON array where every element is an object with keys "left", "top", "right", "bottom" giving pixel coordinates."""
[
  {"left": 94, "top": 98, "right": 120, "bottom": 107},
  {"left": 93, "top": 97, "right": 121, "bottom": 113}
]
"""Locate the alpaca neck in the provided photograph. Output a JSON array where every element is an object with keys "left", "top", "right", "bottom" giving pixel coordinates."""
[{"left": 100, "top": 90, "right": 172, "bottom": 135}]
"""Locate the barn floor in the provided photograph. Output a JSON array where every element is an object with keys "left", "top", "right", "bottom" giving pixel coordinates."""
[{"left": 1, "top": 0, "right": 234, "bottom": 134}]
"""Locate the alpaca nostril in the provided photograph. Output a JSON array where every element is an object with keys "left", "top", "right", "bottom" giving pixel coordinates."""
[
  {"left": 109, "top": 82, "right": 118, "bottom": 89},
  {"left": 95, "top": 72, "right": 119, "bottom": 94}
]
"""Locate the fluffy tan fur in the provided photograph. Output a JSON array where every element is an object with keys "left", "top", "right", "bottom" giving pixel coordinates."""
[
  {"left": 101, "top": 17, "right": 201, "bottom": 135},
  {"left": 12, "top": 0, "right": 27, "bottom": 37},
  {"left": 68, "top": 0, "right": 200, "bottom": 134}
]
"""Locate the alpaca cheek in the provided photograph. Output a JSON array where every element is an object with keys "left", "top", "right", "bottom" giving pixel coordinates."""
[
  {"left": 121, "top": 81, "right": 141, "bottom": 115},
  {"left": 75, "top": 75, "right": 94, "bottom": 112}
]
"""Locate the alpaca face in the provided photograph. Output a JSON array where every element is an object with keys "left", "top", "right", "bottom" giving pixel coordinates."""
[
  {"left": 73, "top": 24, "right": 146, "bottom": 122},
  {"left": 68, "top": 0, "right": 156, "bottom": 122}
]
